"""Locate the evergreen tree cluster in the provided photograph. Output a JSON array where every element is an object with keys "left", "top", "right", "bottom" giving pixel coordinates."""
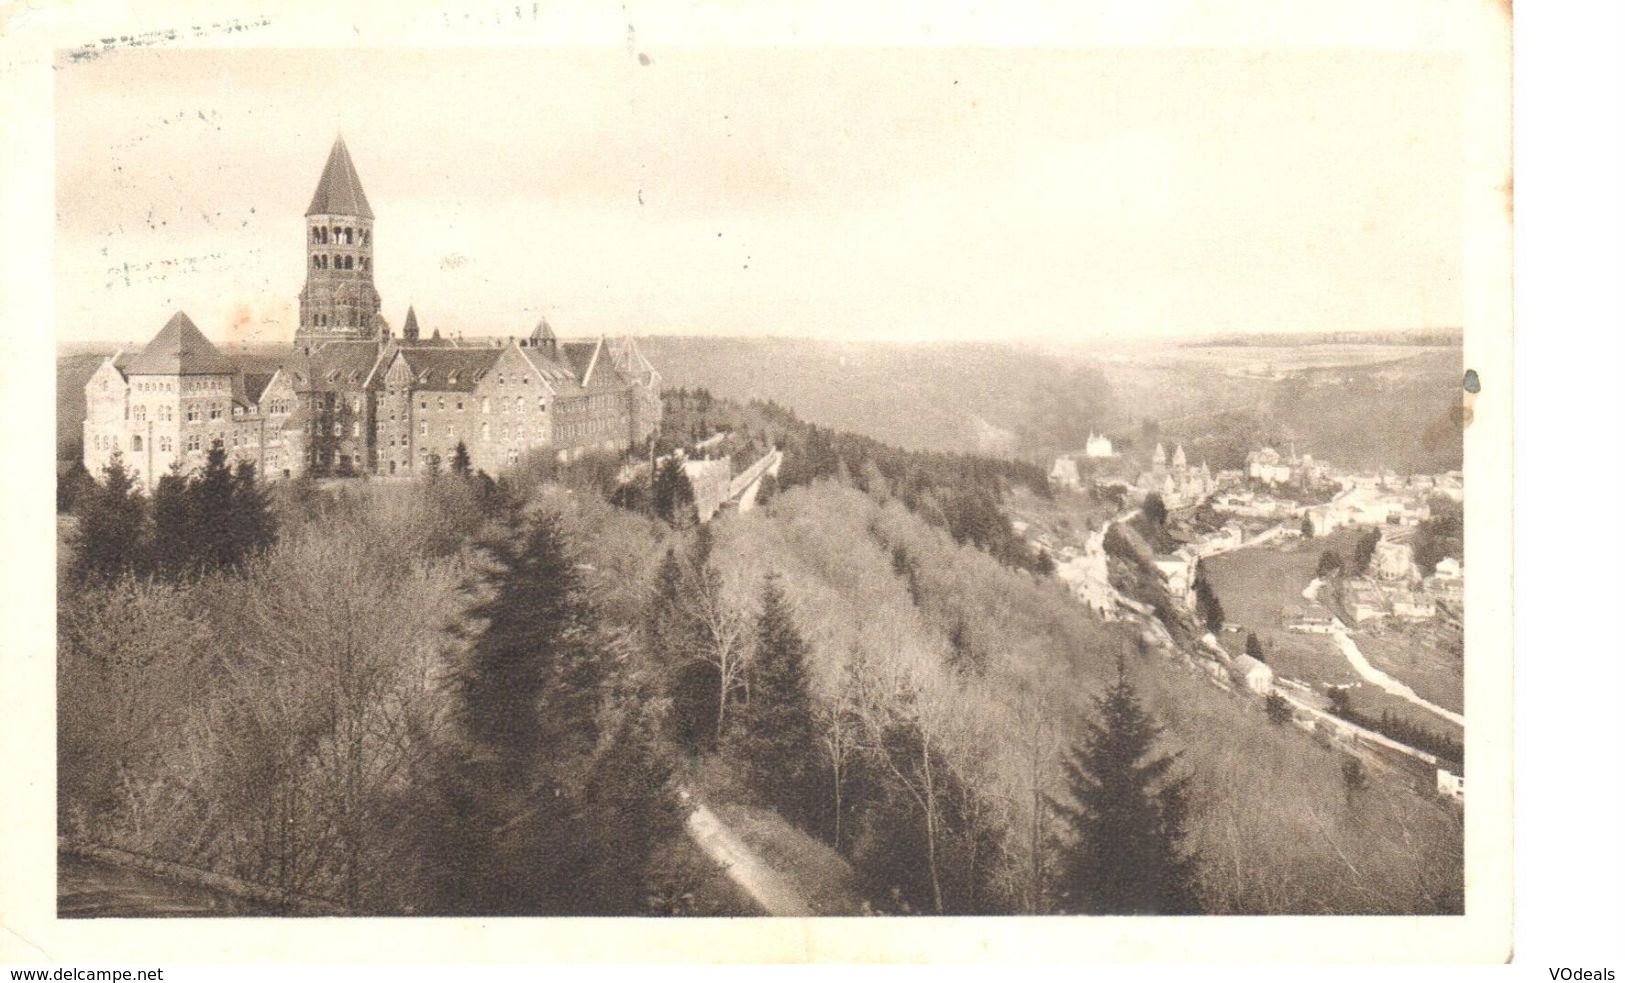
[
  {"left": 430, "top": 509, "right": 681, "bottom": 913},
  {"left": 71, "top": 443, "right": 276, "bottom": 583},
  {"left": 1049, "top": 661, "right": 1200, "bottom": 914},
  {"left": 1192, "top": 563, "right": 1225, "bottom": 634}
]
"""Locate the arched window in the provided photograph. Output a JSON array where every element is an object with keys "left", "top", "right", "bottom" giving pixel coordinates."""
[
  {"left": 481, "top": 421, "right": 490, "bottom": 441},
  {"left": 312, "top": 254, "right": 321, "bottom": 268},
  {"left": 131, "top": 435, "right": 143, "bottom": 452},
  {"left": 345, "top": 227, "right": 353, "bottom": 244},
  {"left": 343, "top": 255, "right": 352, "bottom": 270}
]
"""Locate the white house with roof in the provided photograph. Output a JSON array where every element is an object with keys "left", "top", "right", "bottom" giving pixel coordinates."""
[{"left": 1230, "top": 654, "right": 1274, "bottom": 695}]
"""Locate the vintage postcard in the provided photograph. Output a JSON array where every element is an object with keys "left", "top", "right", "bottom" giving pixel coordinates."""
[{"left": 1, "top": 0, "right": 1512, "bottom": 965}]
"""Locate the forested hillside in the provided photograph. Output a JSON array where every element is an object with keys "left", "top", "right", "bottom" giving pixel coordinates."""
[{"left": 61, "top": 392, "right": 1461, "bottom": 915}]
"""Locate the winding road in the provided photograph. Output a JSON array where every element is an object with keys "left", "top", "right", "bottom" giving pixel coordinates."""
[{"left": 1330, "top": 628, "right": 1465, "bottom": 728}]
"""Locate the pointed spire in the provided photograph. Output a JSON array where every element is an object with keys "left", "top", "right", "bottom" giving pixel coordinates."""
[
  {"left": 402, "top": 305, "right": 420, "bottom": 341},
  {"left": 306, "top": 135, "right": 374, "bottom": 219},
  {"left": 531, "top": 316, "right": 557, "bottom": 343},
  {"left": 1153, "top": 442, "right": 1167, "bottom": 465}
]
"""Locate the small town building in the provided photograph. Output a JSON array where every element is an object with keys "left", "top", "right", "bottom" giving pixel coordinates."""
[
  {"left": 1372, "top": 539, "right": 1416, "bottom": 581},
  {"left": 1346, "top": 582, "right": 1388, "bottom": 622},
  {"left": 1084, "top": 433, "right": 1115, "bottom": 458},
  {"left": 1436, "top": 768, "right": 1464, "bottom": 802},
  {"left": 1230, "top": 654, "right": 1274, "bottom": 695},
  {"left": 1392, "top": 592, "right": 1438, "bottom": 620},
  {"left": 1049, "top": 457, "right": 1082, "bottom": 489}
]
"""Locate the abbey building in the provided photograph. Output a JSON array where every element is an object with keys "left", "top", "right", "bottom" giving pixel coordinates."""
[{"left": 84, "top": 137, "right": 662, "bottom": 489}]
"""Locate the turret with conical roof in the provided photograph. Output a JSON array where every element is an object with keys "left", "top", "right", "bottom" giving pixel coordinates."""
[
  {"left": 402, "top": 305, "right": 420, "bottom": 342},
  {"left": 1172, "top": 444, "right": 1187, "bottom": 469},
  {"left": 530, "top": 316, "right": 558, "bottom": 353},
  {"left": 297, "top": 135, "right": 382, "bottom": 349}
]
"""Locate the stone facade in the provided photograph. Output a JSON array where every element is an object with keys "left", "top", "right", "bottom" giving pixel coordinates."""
[{"left": 84, "top": 137, "right": 661, "bottom": 489}]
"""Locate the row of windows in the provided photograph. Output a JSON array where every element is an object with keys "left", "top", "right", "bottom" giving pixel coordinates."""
[
  {"left": 311, "top": 226, "right": 369, "bottom": 246},
  {"left": 134, "top": 381, "right": 174, "bottom": 393},
  {"left": 311, "top": 253, "right": 369, "bottom": 272},
  {"left": 100, "top": 432, "right": 283, "bottom": 457}
]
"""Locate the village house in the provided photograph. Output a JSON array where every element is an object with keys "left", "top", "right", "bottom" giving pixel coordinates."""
[
  {"left": 1284, "top": 601, "right": 1340, "bottom": 634},
  {"left": 1151, "top": 547, "right": 1199, "bottom": 604},
  {"left": 1392, "top": 592, "right": 1438, "bottom": 620},
  {"left": 1049, "top": 457, "right": 1082, "bottom": 489},
  {"left": 1436, "top": 768, "right": 1465, "bottom": 802},
  {"left": 1345, "top": 582, "right": 1388, "bottom": 623},
  {"left": 1084, "top": 433, "right": 1115, "bottom": 458},
  {"left": 1371, "top": 538, "right": 1417, "bottom": 581},
  {"left": 1230, "top": 654, "right": 1274, "bottom": 695}
]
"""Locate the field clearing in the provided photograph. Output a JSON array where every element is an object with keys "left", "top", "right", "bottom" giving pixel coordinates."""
[
  {"left": 1133, "top": 345, "right": 1455, "bottom": 371},
  {"left": 1203, "top": 530, "right": 1463, "bottom": 742}
]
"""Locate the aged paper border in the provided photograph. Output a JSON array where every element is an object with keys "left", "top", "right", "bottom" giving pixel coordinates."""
[{"left": 0, "top": 0, "right": 1513, "bottom": 963}]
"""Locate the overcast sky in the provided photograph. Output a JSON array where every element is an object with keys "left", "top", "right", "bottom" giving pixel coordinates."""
[{"left": 54, "top": 47, "right": 1462, "bottom": 347}]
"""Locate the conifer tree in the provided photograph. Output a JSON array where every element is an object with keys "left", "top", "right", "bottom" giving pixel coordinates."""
[
  {"left": 735, "top": 573, "right": 819, "bottom": 824},
  {"left": 651, "top": 457, "right": 695, "bottom": 526},
  {"left": 230, "top": 460, "right": 277, "bottom": 567},
  {"left": 193, "top": 441, "right": 237, "bottom": 572},
  {"left": 450, "top": 440, "right": 473, "bottom": 478},
  {"left": 71, "top": 450, "right": 148, "bottom": 583},
  {"left": 440, "top": 509, "right": 682, "bottom": 914},
  {"left": 149, "top": 462, "right": 197, "bottom": 579},
  {"left": 458, "top": 510, "right": 603, "bottom": 771},
  {"left": 1245, "top": 631, "right": 1265, "bottom": 662},
  {"left": 1143, "top": 492, "right": 1168, "bottom": 527},
  {"left": 1050, "top": 660, "right": 1200, "bottom": 914},
  {"left": 1194, "top": 573, "right": 1225, "bottom": 635}
]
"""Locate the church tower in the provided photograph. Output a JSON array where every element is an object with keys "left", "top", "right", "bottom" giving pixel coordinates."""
[{"left": 296, "top": 136, "right": 382, "bottom": 348}]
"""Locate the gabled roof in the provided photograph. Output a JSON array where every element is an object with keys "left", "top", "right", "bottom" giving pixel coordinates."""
[
  {"left": 123, "top": 311, "right": 238, "bottom": 376},
  {"left": 396, "top": 347, "right": 503, "bottom": 392},
  {"left": 241, "top": 372, "right": 276, "bottom": 404},
  {"left": 563, "top": 338, "right": 627, "bottom": 390},
  {"left": 290, "top": 340, "right": 384, "bottom": 392},
  {"left": 305, "top": 135, "right": 374, "bottom": 219},
  {"left": 516, "top": 342, "right": 584, "bottom": 396}
]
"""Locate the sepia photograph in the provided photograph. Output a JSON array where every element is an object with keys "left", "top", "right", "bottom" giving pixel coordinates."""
[{"left": 2, "top": 0, "right": 1526, "bottom": 967}]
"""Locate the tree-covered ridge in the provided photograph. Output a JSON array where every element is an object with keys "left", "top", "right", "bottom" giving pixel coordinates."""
[
  {"left": 660, "top": 387, "right": 1054, "bottom": 574},
  {"left": 59, "top": 410, "right": 1461, "bottom": 916}
]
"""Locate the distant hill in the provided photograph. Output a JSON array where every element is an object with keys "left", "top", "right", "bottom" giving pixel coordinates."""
[{"left": 638, "top": 336, "right": 1121, "bottom": 460}]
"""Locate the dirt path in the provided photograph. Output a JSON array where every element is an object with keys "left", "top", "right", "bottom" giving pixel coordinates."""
[
  {"left": 1332, "top": 629, "right": 1465, "bottom": 728},
  {"left": 684, "top": 800, "right": 814, "bottom": 917}
]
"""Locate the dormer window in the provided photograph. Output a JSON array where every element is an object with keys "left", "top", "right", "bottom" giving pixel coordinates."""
[{"left": 447, "top": 371, "right": 459, "bottom": 385}]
